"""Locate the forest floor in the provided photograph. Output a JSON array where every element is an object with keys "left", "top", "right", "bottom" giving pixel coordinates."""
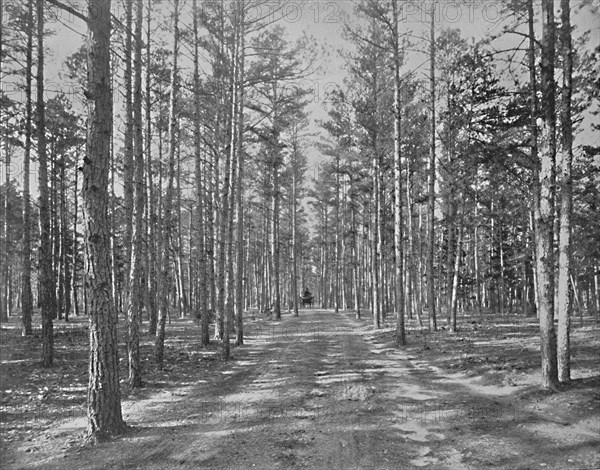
[{"left": 1, "top": 308, "right": 599, "bottom": 469}]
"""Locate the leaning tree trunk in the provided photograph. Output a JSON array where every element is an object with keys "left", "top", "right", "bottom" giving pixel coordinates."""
[{"left": 85, "top": 0, "right": 127, "bottom": 442}]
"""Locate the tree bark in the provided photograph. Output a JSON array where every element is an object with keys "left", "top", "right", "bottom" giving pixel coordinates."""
[
  {"left": 122, "top": 0, "right": 134, "bottom": 299},
  {"left": 557, "top": 0, "right": 573, "bottom": 383},
  {"left": 0, "top": 0, "right": 3, "bottom": 324},
  {"left": 21, "top": 0, "right": 34, "bottom": 336},
  {"left": 193, "top": 0, "right": 209, "bottom": 347},
  {"left": 155, "top": 0, "right": 179, "bottom": 366},
  {"left": 536, "top": 0, "right": 559, "bottom": 389},
  {"left": 291, "top": 127, "right": 300, "bottom": 318},
  {"left": 393, "top": 0, "right": 405, "bottom": 346},
  {"left": 85, "top": 0, "right": 126, "bottom": 442},
  {"left": 427, "top": 0, "right": 437, "bottom": 331},
  {"left": 37, "top": 0, "right": 55, "bottom": 366},
  {"left": 126, "top": 0, "right": 144, "bottom": 389},
  {"left": 235, "top": 0, "right": 246, "bottom": 344}
]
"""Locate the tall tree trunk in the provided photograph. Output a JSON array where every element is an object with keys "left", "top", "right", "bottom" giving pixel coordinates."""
[
  {"left": 146, "top": 0, "right": 157, "bottom": 335},
  {"left": 291, "top": 128, "right": 300, "bottom": 318},
  {"left": 224, "top": 10, "right": 242, "bottom": 359},
  {"left": 352, "top": 191, "right": 360, "bottom": 319},
  {"left": 557, "top": 0, "right": 573, "bottom": 383},
  {"left": 193, "top": 0, "right": 209, "bottom": 347},
  {"left": 0, "top": 0, "right": 3, "bottom": 324},
  {"left": 334, "top": 152, "right": 341, "bottom": 314},
  {"left": 127, "top": 0, "right": 144, "bottom": 389},
  {"left": 527, "top": 0, "right": 540, "bottom": 320},
  {"left": 85, "top": 0, "right": 127, "bottom": 441},
  {"left": 37, "top": 0, "right": 55, "bottom": 366},
  {"left": 61, "top": 149, "right": 71, "bottom": 321},
  {"left": 2, "top": 122, "right": 9, "bottom": 322},
  {"left": 110, "top": 109, "right": 119, "bottom": 317},
  {"left": 536, "top": 0, "right": 559, "bottom": 389},
  {"left": 176, "top": 147, "right": 188, "bottom": 318},
  {"left": 216, "top": 57, "right": 234, "bottom": 346},
  {"left": 427, "top": 0, "right": 437, "bottom": 331},
  {"left": 235, "top": 1, "right": 246, "bottom": 344},
  {"left": 155, "top": 0, "right": 179, "bottom": 366},
  {"left": 21, "top": 0, "right": 34, "bottom": 335},
  {"left": 372, "top": 159, "right": 380, "bottom": 329},
  {"left": 52, "top": 145, "right": 61, "bottom": 319},
  {"left": 72, "top": 153, "right": 79, "bottom": 318},
  {"left": 271, "top": 73, "right": 282, "bottom": 321},
  {"left": 393, "top": 0, "right": 405, "bottom": 345},
  {"left": 272, "top": 155, "right": 282, "bottom": 320},
  {"left": 122, "top": 0, "right": 134, "bottom": 300}
]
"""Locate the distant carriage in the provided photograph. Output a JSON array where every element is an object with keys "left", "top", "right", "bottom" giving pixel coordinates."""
[{"left": 300, "top": 294, "right": 314, "bottom": 308}]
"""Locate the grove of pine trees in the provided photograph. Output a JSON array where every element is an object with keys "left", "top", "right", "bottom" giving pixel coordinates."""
[{"left": 0, "top": 0, "right": 598, "bottom": 441}]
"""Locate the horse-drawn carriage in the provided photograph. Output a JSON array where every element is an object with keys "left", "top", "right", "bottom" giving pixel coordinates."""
[{"left": 300, "top": 292, "right": 314, "bottom": 308}]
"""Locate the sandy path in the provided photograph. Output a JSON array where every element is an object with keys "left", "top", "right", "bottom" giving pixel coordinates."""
[{"left": 4, "top": 310, "right": 598, "bottom": 469}]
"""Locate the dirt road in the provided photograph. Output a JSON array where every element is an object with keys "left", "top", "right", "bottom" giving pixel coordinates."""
[{"left": 3, "top": 310, "right": 599, "bottom": 469}]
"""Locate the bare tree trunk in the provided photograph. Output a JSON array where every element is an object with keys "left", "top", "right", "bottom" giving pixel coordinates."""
[
  {"left": 85, "top": 0, "right": 126, "bottom": 442},
  {"left": 334, "top": 152, "right": 341, "bottom": 314},
  {"left": 2, "top": 125, "right": 9, "bottom": 322},
  {"left": 61, "top": 145, "right": 71, "bottom": 321},
  {"left": 557, "top": 0, "right": 573, "bottom": 383},
  {"left": 427, "top": 0, "right": 437, "bottom": 331},
  {"left": 52, "top": 144, "right": 61, "bottom": 319},
  {"left": 72, "top": 153, "right": 79, "bottom": 318},
  {"left": 21, "top": 0, "right": 34, "bottom": 335},
  {"left": 291, "top": 127, "right": 300, "bottom": 318},
  {"left": 535, "top": 0, "right": 559, "bottom": 389},
  {"left": 155, "top": 0, "right": 179, "bottom": 366},
  {"left": 146, "top": 0, "right": 157, "bottom": 335},
  {"left": 193, "top": 0, "right": 209, "bottom": 347},
  {"left": 110, "top": 111, "right": 118, "bottom": 317},
  {"left": 176, "top": 147, "right": 188, "bottom": 318},
  {"left": 224, "top": 8, "right": 243, "bottom": 359},
  {"left": 0, "top": 0, "right": 3, "bottom": 325},
  {"left": 126, "top": 0, "right": 144, "bottom": 389},
  {"left": 372, "top": 159, "right": 380, "bottom": 329},
  {"left": 351, "top": 191, "right": 360, "bottom": 319},
  {"left": 272, "top": 157, "right": 282, "bottom": 320},
  {"left": 393, "top": 0, "right": 405, "bottom": 345},
  {"left": 235, "top": 3, "right": 246, "bottom": 342},
  {"left": 122, "top": 0, "right": 134, "bottom": 299},
  {"left": 37, "top": 0, "right": 55, "bottom": 366}
]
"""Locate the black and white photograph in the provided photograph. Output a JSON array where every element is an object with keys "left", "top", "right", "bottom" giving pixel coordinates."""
[{"left": 0, "top": 0, "right": 599, "bottom": 468}]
